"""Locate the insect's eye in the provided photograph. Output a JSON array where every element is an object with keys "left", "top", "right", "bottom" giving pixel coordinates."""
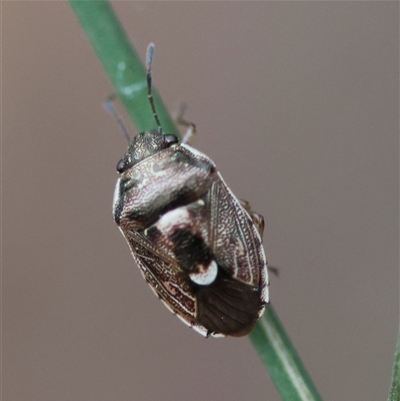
[
  {"left": 164, "top": 134, "right": 179, "bottom": 146},
  {"left": 116, "top": 159, "right": 126, "bottom": 173}
]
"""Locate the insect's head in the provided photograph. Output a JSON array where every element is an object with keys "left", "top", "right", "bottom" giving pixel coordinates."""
[
  {"left": 116, "top": 131, "right": 178, "bottom": 173},
  {"left": 115, "top": 43, "right": 180, "bottom": 174},
  {"left": 117, "top": 43, "right": 179, "bottom": 173}
]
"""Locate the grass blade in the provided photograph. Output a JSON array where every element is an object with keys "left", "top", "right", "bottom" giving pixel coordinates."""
[
  {"left": 387, "top": 326, "right": 400, "bottom": 401},
  {"left": 249, "top": 305, "right": 323, "bottom": 400}
]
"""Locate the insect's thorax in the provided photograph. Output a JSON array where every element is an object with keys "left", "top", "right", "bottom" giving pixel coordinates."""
[{"left": 113, "top": 143, "right": 217, "bottom": 230}]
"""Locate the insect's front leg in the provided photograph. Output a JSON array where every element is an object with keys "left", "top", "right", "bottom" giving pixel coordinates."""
[
  {"left": 175, "top": 103, "right": 197, "bottom": 145},
  {"left": 239, "top": 199, "right": 265, "bottom": 240}
]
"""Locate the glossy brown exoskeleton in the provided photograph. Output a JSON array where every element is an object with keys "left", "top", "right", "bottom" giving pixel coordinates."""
[{"left": 112, "top": 44, "right": 269, "bottom": 337}]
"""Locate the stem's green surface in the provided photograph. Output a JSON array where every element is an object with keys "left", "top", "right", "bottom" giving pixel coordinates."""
[
  {"left": 69, "top": 0, "right": 177, "bottom": 135},
  {"left": 69, "top": 2, "right": 323, "bottom": 400},
  {"left": 249, "top": 306, "right": 323, "bottom": 401},
  {"left": 388, "top": 326, "right": 400, "bottom": 401}
]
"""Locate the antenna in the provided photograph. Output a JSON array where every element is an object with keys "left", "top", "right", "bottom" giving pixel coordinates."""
[{"left": 146, "top": 43, "right": 162, "bottom": 133}]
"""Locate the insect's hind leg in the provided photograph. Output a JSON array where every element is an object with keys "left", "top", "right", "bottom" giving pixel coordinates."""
[
  {"left": 175, "top": 103, "right": 197, "bottom": 145},
  {"left": 239, "top": 199, "right": 265, "bottom": 240},
  {"left": 240, "top": 199, "right": 279, "bottom": 277},
  {"left": 239, "top": 199, "right": 279, "bottom": 277}
]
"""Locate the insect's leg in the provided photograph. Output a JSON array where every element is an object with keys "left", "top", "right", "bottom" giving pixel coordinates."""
[
  {"left": 103, "top": 94, "right": 131, "bottom": 143},
  {"left": 175, "top": 103, "right": 197, "bottom": 145},
  {"left": 239, "top": 199, "right": 265, "bottom": 239},
  {"left": 240, "top": 199, "right": 279, "bottom": 277}
]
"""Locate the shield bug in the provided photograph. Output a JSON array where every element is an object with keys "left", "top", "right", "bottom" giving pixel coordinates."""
[{"left": 112, "top": 43, "right": 269, "bottom": 337}]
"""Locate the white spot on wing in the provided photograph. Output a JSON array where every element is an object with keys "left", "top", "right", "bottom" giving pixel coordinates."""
[
  {"left": 189, "top": 260, "right": 218, "bottom": 285},
  {"left": 192, "top": 324, "right": 208, "bottom": 337},
  {"left": 112, "top": 178, "right": 121, "bottom": 216},
  {"left": 156, "top": 207, "right": 191, "bottom": 234},
  {"left": 211, "top": 332, "right": 225, "bottom": 338}
]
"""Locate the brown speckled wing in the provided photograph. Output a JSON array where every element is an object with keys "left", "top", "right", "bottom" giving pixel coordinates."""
[{"left": 123, "top": 229, "right": 198, "bottom": 327}]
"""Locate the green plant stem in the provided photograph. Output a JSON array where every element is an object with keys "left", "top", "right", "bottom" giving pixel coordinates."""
[
  {"left": 387, "top": 325, "right": 400, "bottom": 401},
  {"left": 249, "top": 306, "right": 323, "bottom": 400},
  {"left": 69, "top": 0, "right": 177, "bottom": 136},
  {"left": 69, "top": 1, "right": 323, "bottom": 400}
]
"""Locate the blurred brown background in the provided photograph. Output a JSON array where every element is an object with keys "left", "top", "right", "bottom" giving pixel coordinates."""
[{"left": 3, "top": 2, "right": 398, "bottom": 401}]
